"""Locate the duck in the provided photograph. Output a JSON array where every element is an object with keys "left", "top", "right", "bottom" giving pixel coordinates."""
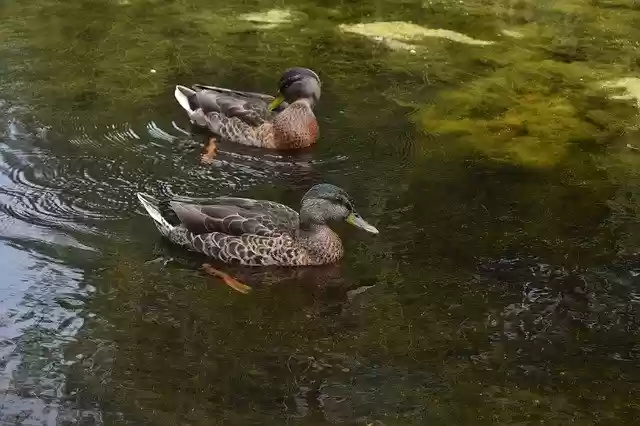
[
  {"left": 174, "top": 67, "right": 321, "bottom": 163},
  {"left": 136, "top": 183, "right": 378, "bottom": 268}
]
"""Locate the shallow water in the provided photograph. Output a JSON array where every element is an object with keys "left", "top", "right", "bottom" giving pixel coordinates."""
[{"left": 1, "top": 0, "right": 639, "bottom": 424}]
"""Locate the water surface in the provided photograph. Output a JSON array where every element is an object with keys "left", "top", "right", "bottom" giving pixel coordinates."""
[{"left": 0, "top": 0, "right": 639, "bottom": 424}]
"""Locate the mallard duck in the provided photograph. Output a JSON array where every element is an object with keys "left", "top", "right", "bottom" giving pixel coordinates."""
[
  {"left": 136, "top": 184, "right": 378, "bottom": 267},
  {"left": 174, "top": 67, "right": 321, "bottom": 163}
]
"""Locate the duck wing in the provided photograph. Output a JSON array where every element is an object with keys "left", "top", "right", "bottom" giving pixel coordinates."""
[
  {"left": 192, "top": 84, "right": 276, "bottom": 103},
  {"left": 177, "top": 84, "right": 289, "bottom": 127},
  {"left": 208, "top": 197, "right": 299, "bottom": 232},
  {"left": 169, "top": 197, "right": 299, "bottom": 238}
]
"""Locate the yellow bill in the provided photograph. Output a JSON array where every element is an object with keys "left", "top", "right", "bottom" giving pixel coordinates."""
[
  {"left": 268, "top": 94, "right": 285, "bottom": 111},
  {"left": 345, "top": 212, "right": 379, "bottom": 234}
]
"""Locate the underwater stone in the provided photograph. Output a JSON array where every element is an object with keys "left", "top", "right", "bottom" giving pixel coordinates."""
[
  {"left": 602, "top": 78, "right": 640, "bottom": 110},
  {"left": 339, "top": 21, "right": 495, "bottom": 50}
]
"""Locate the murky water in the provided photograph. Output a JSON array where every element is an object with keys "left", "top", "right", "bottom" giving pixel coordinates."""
[{"left": 1, "top": 0, "right": 639, "bottom": 424}]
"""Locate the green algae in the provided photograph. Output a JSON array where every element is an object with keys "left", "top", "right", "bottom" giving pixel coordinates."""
[
  {"left": 399, "top": 0, "right": 640, "bottom": 168},
  {"left": 238, "top": 8, "right": 305, "bottom": 29},
  {"left": 328, "top": 1, "right": 640, "bottom": 168},
  {"left": 415, "top": 60, "right": 639, "bottom": 167}
]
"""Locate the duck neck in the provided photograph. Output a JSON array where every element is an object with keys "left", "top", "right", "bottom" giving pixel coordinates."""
[
  {"left": 299, "top": 211, "right": 344, "bottom": 264},
  {"left": 293, "top": 97, "right": 316, "bottom": 110}
]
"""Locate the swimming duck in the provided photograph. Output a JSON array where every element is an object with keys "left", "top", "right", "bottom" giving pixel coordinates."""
[
  {"left": 136, "top": 184, "right": 378, "bottom": 267},
  {"left": 174, "top": 67, "right": 321, "bottom": 163}
]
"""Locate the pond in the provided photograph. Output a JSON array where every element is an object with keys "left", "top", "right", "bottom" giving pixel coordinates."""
[{"left": 1, "top": 0, "right": 639, "bottom": 424}]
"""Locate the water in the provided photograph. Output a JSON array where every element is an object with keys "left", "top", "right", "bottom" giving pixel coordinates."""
[{"left": 1, "top": 0, "right": 639, "bottom": 424}]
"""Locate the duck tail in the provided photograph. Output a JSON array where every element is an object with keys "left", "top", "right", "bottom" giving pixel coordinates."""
[
  {"left": 174, "top": 85, "right": 210, "bottom": 126},
  {"left": 137, "top": 192, "right": 174, "bottom": 237},
  {"left": 174, "top": 85, "right": 196, "bottom": 114}
]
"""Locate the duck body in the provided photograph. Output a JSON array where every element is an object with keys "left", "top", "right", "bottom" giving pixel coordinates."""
[
  {"left": 137, "top": 184, "right": 379, "bottom": 267},
  {"left": 174, "top": 67, "right": 321, "bottom": 150}
]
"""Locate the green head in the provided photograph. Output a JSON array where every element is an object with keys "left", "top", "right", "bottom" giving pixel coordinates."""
[
  {"left": 268, "top": 67, "right": 321, "bottom": 111},
  {"left": 300, "top": 184, "right": 379, "bottom": 234}
]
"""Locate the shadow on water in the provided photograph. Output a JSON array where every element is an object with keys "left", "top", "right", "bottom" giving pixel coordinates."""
[{"left": 0, "top": 0, "right": 639, "bottom": 424}]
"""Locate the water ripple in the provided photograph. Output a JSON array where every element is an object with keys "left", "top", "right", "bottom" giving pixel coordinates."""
[
  {"left": 0, "top": 241, "right": 93, "bottom": 425},
  {"left": 0, "top": 109, "right": 354, "bottom": 239}
]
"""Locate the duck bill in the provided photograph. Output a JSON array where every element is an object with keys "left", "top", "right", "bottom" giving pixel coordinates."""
[
  {"left": 268, "top": 94, "right": 284, "bottom": 111},
  {"left": 346, "top": 213, "right": 379, "bottom": 234}
]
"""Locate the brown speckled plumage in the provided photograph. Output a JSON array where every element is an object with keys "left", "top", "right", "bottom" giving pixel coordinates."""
[
  {"left": 175, "top": 67, "right": 321, "bottom": 150},
  {"left": 272, "top": 101, "right": 319, "bottom": 149},
  {"left": 136, "top": 184, "right": 379, "bottom": 267}
]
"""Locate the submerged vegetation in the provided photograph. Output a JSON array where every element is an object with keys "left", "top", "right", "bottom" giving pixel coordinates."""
[{"left": 415, "top": 59, "right": 638, "bottom": 166}]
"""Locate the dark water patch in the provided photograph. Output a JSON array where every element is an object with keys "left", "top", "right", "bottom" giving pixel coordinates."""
[{"left": 474, "top": 256, "right": 640, "bottom": 416}]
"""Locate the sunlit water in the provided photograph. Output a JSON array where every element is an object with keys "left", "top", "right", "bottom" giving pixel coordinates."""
[{"left": 1, "top": 0, "right": 640, "bottom": 424}]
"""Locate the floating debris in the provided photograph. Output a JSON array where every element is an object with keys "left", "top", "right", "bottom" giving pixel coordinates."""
[
  {"left": 145, "top": 256, "right": 174, "bottom": 267},
  {"left": 339, "top": 21, "right": 495, "bottom": 51},
  {"left": 346, "top": 285, "right": 376, "bottom": 302}
]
